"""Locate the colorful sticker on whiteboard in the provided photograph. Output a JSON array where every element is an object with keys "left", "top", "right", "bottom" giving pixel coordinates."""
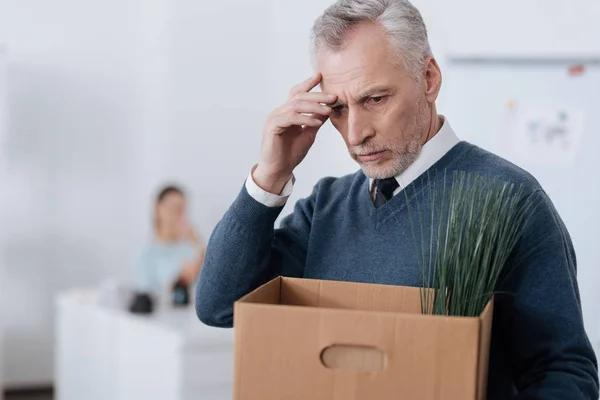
[{"left": 505, "top": 104, "right": 584, "bottom": 167}]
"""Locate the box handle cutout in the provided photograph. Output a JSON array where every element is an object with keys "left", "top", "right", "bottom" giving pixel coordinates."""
[{"left": 320, "top": 345, "right": 387, "bottom": 372}]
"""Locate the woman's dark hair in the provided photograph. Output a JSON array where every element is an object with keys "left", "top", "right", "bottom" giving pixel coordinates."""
[
  {"left": 156, "top": 185, "right": 184, "bottom": 204},
  {"left": 154, "top": 185, "right": 185, "bottom": 229}
]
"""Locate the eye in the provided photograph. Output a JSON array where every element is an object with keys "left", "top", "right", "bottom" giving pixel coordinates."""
[
  {"left": 332, "top": 105, "right": 345, "bottom": 113},
  {"left": 368, "top": 96, "right": 386, "bottom": 105}
]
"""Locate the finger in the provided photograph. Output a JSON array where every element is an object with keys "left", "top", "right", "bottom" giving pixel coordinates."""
[
  {"left": 286, "top": 100, "right": 332, "bottom": 116},
  {"left": 303, "top": 113, "right": 330, "bottom": 136},
  {"left": 289, "top": 73, "right": 322, "bottom": 98},
  {"left": 312, "top": 112, "right": 330, "bottom": 124},
  {"left": 271, "top": 112, "right": 324, "bottom": 134},
  {"left": 293, "top": 92, "right": 338, "bottom": 105}
]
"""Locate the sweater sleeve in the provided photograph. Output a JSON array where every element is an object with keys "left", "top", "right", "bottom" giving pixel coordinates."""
[
  {"left": 499, "top": 190, "right": 599, "bottom": 399},
  {"left": 195, "top": 181, "right": 316, "bottom": 328}
]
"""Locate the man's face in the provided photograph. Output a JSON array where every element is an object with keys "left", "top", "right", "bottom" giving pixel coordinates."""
[{"left": 316, "top": 23, "right": 436, "bottom": 179}]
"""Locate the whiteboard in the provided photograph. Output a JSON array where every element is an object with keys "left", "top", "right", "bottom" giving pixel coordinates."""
[{"left": 438, "top": 57, "right": 600, "bottom": 349}]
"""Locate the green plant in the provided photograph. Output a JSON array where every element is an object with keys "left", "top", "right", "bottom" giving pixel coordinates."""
[{"left": 405, "top": 171, "right": 540, "bottom": 317}]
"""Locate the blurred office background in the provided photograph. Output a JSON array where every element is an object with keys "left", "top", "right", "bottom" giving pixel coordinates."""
[{"left": 1, "top": 0, "right": 599, "bottom": 399}]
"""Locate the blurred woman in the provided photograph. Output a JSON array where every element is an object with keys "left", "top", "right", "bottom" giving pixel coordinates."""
[{"left": 134, "top": 185, "right": 205, "bottom": 294}]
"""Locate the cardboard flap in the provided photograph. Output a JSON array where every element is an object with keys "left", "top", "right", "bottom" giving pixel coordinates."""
[
  {"left": 280, "top": 277, "right": 423, "bottom": 314},
  {"left": 237, "top": 277, "right": 281, "bottom": 304}
]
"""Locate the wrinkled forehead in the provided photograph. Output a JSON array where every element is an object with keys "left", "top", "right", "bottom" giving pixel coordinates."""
[
  {"left": 315, "top": 39, "right": 408, "bottom": 102},
  {"left": 319, "top": 55, "right": 378, "bottom": 93}
]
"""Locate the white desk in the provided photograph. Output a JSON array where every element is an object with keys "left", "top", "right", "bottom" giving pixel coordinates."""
[{"left": 55, "top": 289, "right": 234, "bottom": 400}]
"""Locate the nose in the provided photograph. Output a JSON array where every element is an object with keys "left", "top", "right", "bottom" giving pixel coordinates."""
[{"left": 346, "top": 108, "right": 374, "bottom": 147}]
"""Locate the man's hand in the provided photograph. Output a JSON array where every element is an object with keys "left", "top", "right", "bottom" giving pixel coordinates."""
[{"left": 253, "top": 73, "right": 337, "bottom": 194}]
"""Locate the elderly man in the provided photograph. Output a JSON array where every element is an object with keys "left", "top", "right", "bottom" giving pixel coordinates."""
[{"left": 195, "top": 0, "right": 598, "bottom": 398}]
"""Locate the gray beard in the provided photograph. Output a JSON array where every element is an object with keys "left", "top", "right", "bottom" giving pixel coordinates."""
[{"left": 359, "top": 149, "right": 422, "bottom": 180}]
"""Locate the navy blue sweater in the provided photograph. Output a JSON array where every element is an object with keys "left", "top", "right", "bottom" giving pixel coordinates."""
[{"left": 196, "top": 141, "right": 598, "bottom": 399}]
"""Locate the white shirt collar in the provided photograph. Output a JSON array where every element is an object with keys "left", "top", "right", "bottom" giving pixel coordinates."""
[{"left": 369, "top": 116, "right": 460, "bottom": 193}]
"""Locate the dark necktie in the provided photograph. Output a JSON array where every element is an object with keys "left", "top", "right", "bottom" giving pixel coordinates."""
[{"left": 373, "top": 177, "right": 400, "bottom": 208}]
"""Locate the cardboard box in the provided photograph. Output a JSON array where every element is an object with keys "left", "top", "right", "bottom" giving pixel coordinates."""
[{"left": 233, "top": 277, "right": 493, "bottom": 400}]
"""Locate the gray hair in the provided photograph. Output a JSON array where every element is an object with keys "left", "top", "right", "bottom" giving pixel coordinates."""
[{"left": 311, "top": 0, "right": 432, "bottom": 77}]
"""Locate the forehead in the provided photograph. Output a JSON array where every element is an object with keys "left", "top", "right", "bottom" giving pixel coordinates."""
[
  {"left": 161, "top": 192, "right": 185, "bottom": 205},
  {"left": 316, "top": 23, "right": 408, "bottom": 97}
]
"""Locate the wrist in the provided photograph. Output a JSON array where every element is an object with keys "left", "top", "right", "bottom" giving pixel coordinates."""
[{"left": 252, "top": 165, "right": 292, "bottom": 195}]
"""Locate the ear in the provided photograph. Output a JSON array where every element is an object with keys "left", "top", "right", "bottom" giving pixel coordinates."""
[{"left": 422, "top": 56, "right": 442, "bottom": 104}]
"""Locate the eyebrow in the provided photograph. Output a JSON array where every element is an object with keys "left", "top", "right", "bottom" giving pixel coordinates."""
[{"left": 331, "top": 85, "right": 393, "bottom": 107}]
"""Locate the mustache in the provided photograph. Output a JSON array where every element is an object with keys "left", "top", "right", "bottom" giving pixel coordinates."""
[{"left": 350, "top": 143, "right": 391, "bottom": 157}]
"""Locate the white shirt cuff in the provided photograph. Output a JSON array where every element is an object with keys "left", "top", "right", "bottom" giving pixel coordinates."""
[{"left": 245, "top": 168, "right": 294, "bottom": 208}]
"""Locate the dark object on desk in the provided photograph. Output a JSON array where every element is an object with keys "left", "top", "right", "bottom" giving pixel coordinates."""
[
  {"left": 172, "top": 278, "right": 190, "bottom": 307},
  {"left": 129, "top": 292, "right": 154, "bottom": 314}
]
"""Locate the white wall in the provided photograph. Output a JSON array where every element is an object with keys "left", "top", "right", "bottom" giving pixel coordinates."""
[
  {"left": 164, "top": 0, "right": 272, "bottom": 234},
  {"left": 0, "top": 0, "right": 274, "bottom": 387},
  {"left": 414, "top": 0, "right": 600, "bottom": 58},
  {"left": 1, "top": 44, "right": 8, "bottom": 397},
  {"left": 0, "top": 0, "right": 171, "bottom": 386}
]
